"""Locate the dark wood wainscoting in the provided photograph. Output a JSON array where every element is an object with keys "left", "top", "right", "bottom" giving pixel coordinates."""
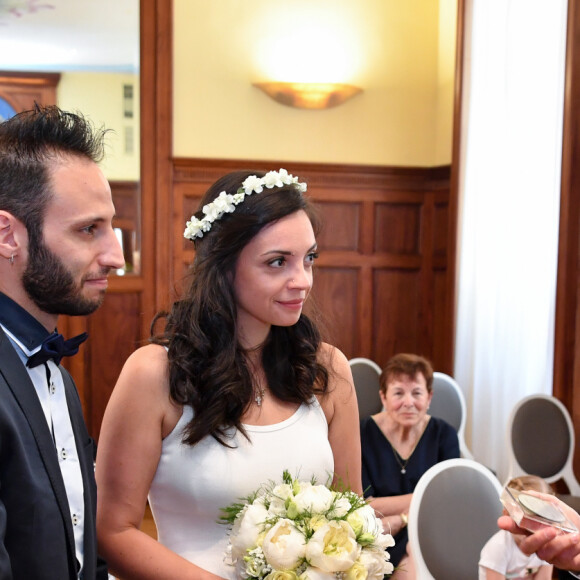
[
  {"left": 172, "top": 159, "right": 453, "bottom": 372},
  {"left": 61, "top": 160, "right": 453, "bottom": 443},
  {"left": 60, "top": 280, "right": 145, "bottom": 440}
]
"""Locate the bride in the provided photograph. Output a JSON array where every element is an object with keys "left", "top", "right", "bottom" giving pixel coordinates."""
[{"left": 95, "top": 168, "right": 362, "bottom": 579}]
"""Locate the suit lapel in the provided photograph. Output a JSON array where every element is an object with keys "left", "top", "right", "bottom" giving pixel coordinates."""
[{"left": 0, "top": 328, "right": 78, "bottom": 568}]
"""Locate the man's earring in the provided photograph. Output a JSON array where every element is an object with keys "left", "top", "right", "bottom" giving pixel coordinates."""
[{"left": 8, "top": 254, "right": 14, "bottom": 265}]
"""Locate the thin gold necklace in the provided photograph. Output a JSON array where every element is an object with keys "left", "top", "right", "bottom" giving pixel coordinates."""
[
  {"left": 381, "top": 415, "right": 430, "bottom": 474},
  {"left": 390, "top": 445, "right": 411, "bottom": 474}
]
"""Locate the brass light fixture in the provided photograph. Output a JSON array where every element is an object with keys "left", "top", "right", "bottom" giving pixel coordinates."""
[{"left": 253, "top": 81, "right": 362, "bottom": 109}]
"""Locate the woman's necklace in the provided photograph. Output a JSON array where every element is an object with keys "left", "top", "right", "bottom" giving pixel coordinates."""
[
  {"left": 378, "top": 415, "right": 430, "bottom": 475},
  {"left": 390, "top": 445, "right": 411, "bottom": 474},
  {"left": 386, "top": 430, "right": 422, "bottom": 474}
]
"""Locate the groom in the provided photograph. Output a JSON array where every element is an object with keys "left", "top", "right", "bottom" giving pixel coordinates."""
[{"left": 0, "top": 105, "right": 124, "bottom": 579}]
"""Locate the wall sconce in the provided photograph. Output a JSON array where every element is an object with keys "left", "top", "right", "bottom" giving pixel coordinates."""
[{"left": 253, "top": 82, "right": 362, "bottom": 110}]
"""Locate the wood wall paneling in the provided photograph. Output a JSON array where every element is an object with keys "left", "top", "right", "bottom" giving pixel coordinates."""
[
  {"left": 316, "top": 201, "right": 360, "bottom": 251},
  {"left": 375, "top": 202, "right": 421, "bottom": 255},
  {"left": 446, "top": 0, "right": 466, "bottom": 375},
  {"left": 0, "top": 71, "right": 60, "bottom": 111},
  {"left": 310, "top": 267, "right": 359, "bottom": 355},
  {"left": 172, "top": 159, "right": 452, "bottom": 372},
  {"left": 85, "top": 293, "right": 142, "bottom": 439},
  {"left": 373, "top": 269, "right": 421, "bottom": 359}
]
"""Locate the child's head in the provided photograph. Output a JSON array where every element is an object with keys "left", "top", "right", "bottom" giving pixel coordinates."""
[
  {"left": 507, "top": 475, "right": 554, "bottom": 495},
  {"left": 507, "top": 475, "right": 555, "bottom": 550}
]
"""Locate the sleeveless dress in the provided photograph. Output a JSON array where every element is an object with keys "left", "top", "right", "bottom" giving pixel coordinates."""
[{"left": 148, "top": 399, "right": 334, "bottom": 579}]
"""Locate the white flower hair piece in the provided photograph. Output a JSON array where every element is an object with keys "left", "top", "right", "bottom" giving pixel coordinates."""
[{"left": 183, "top": 168, "right": 307, "bottom": 240}]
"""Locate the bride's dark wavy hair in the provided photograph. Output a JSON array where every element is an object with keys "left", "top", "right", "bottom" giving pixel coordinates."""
[{"left": 151, "top": 170, "right": 329, "bottom": 447}]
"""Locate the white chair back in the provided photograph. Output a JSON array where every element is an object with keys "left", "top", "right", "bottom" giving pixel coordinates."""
[
  {"left": 348, "top": 357, "right": 383, "bottom": 419},
  {"left": 506, "top": 394, "right": 580, "bottom": 495},
  {"left": 408, "top": 458, "right": 503, "bottom": 579},
  {"left": 430, "top": 372, "right": 473, "bottom": 459}
]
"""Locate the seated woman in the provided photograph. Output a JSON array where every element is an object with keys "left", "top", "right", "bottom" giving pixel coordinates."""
[{"left": 360, "top": 353, "right": 460, "bottom": 579}]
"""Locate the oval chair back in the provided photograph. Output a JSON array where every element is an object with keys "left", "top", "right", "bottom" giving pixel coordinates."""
[
  {"left": 348, "top": 357, "right": 383, "bottom": 419},
  {"left": 430, "top": 372, "right": 473, "bottom": 459},
  {"left": 507, "top": 394, "right": 580, "bottom": 495},
  {"left": 408, "top": 458, "right": 503, "bottom": 580}
]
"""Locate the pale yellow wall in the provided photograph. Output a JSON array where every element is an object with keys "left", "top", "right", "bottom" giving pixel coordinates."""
[
  {"left": 436, "top": 0, "right": 458, "bottom": 164},
  {"left": 58, "top": 72, "right": 140, "bottom": 180},
  {"left": 173, "top": 0, "right": 456, "bottom": 167}
]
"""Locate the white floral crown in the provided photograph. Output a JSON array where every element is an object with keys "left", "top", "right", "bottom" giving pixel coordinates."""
[{"left": 183, "top": 168, "right": 307, "bottom": 240}]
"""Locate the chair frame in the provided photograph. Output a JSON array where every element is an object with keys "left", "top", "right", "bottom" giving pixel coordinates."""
[
  {"left": 408, "top": 458, "right": 503, "bottom": 580},
  {"left": 506, "top": 393, "right": 580, "bottom": 495},
  {"left": 431, "top": 371, "right": 474, "bottom": 460},
  {"left": 348, "top": 357, "right": 383, "bottom": 417},
  {"left": 348, "top": 357, "right": 382, "bottom": 375}
]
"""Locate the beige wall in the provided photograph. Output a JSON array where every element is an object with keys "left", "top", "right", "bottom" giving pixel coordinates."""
[
  {"left": 436, "top": 0, "right": 458, "bottom": 163},
  {"left": 58, "top": 72, "right": 140, "bottom": 180},
  {"left": 173, "top": 0, "right": 456, "bottom": 167}
]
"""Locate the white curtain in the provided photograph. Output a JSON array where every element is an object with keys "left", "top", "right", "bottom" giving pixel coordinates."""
[{"left": 454, "top": 0, "right": 568, "bottom": 481}]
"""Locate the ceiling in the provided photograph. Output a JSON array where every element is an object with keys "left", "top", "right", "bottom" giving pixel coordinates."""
[{"left": 0, "top": 0, "right": 139, "bottom": 72}]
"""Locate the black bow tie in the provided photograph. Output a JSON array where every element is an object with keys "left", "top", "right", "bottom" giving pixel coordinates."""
[{"left": 26, "top": 332, "right": 89, "bottom": 368}]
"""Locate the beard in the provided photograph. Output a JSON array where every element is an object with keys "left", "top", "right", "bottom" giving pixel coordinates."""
[{"left": 22, "top": 233, "right": 106, "bottom": 316}]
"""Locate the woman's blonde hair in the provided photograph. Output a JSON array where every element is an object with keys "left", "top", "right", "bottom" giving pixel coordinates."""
[{"left": 508, "top": 475, "right": 554, "bottom": 495}]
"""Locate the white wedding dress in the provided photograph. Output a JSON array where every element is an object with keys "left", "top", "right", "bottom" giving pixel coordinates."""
[{"left": 148, "top": 398, "right": 334, "bottom": 579}]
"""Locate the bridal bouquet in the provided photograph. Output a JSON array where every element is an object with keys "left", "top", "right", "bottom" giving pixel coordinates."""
[{"left": 220, "top": 471, "right": 395, "bottom": 579}]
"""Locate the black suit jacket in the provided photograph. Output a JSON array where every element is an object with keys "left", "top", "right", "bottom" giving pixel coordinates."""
[{"left": 0, "top": 327, "right": 107, "bottom": 579}]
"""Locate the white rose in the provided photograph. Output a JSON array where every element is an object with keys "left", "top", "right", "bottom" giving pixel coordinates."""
[
  {"left": 345, "top": 560, "right": 368, "bottom": 580},
  {"left": 305, "top": 520, "right": 360, "bottom": 572},
  {"left": 346, "top": 505, "right": 382, "bottom": 538},
  {"left": 309, "top": 514, "right": 329, "bottom": 531},
  {"left": 272, "top": 483, "right": 294, "bottom": 502},
  {"left": 230, "top": 502, "right": 269, "bottom": 560},
  {"left": 262, "top": 518, "right": 306, "bottom": 570},
  {"left": 269, "top": 484, "right": 294, "bottom": 516},
  {"left": 327, "top": 496, "right": 352, "bottom": 519},
  {"left": 374, "top": 530, "right": 395, "bottom": 550},
  {"left": 358, "top": 548, "right": 394, "bottom": 579},
  {"left": 298, "top": 567, "right": 337, "bottom": 580},
  {"left": 265, "top": 572, "right": 300, "bottom": 580},
  {"left": 292, "top": 485, "right": 334, "bottom": 515}
]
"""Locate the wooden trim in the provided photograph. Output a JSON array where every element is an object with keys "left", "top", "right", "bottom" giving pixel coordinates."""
[
  {"left": 554, "top": 0, "right": 580, "bottom": 407},
  {"left": 140, "top": 0, "right": 174, "bottom": 330},
  {"left": 444, "top": 0, "right": 466, "bottom": 375},
  {"left": 173, "top": 157, "right": 451, "bottom": 191},
  {"left": 0, "top": 71, "right": 60, "bottom": 112},
  {"left": 0, "top": 71, "right": 61, "bottom": 85}
]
